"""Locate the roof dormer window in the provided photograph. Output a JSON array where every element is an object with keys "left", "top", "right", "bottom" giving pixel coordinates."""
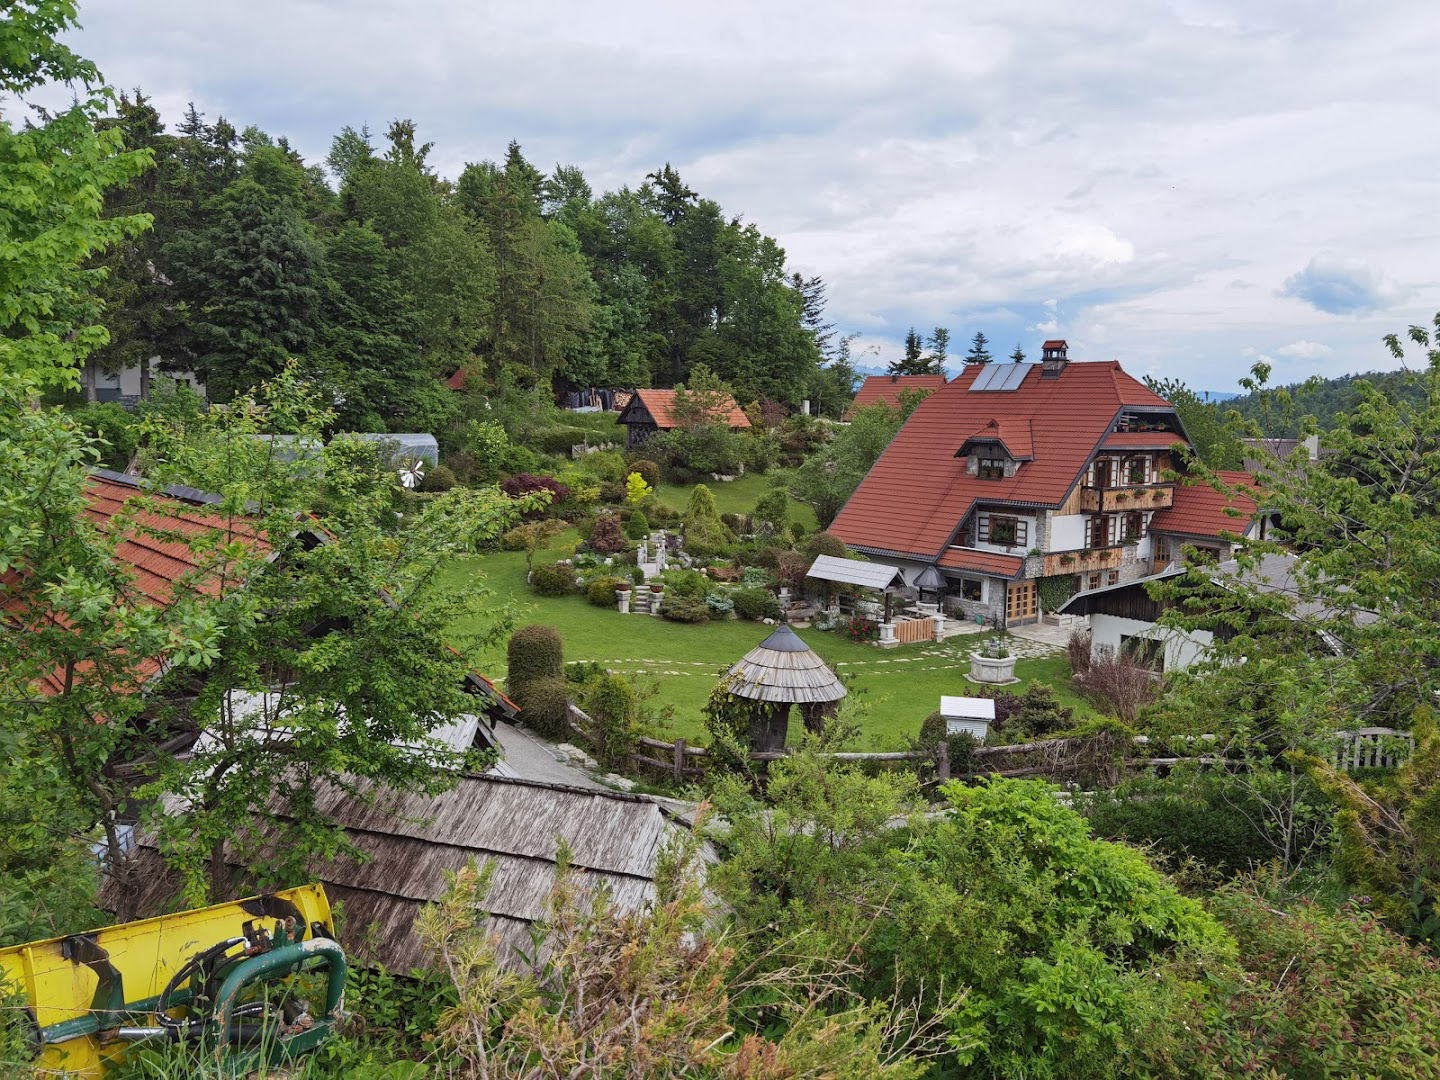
[{"left": 977, "top": 457, "right": 1005, "bottom": 480}]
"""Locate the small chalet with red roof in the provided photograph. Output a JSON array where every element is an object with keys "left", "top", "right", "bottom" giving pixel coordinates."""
[
  {"left": 843, "top": 373, "right": 947, "bottom": 420},
  {"left": 616, "top": 388, "right": 750, "bottom": 450},
  {"left": 828, "top": 341, "right": 1266, "bottom": 628}
]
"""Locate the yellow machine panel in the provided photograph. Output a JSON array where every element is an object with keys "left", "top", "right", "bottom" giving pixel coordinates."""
[{"left": 0, "top": 885, "right": 338, "bottom": 1077}]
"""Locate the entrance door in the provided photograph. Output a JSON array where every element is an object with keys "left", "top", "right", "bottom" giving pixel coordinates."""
[{"left": 1006, "top": 580, "right": 1038, "bottom": 625}]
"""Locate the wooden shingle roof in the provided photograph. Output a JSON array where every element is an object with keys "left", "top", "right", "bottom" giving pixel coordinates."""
[{"left": 109, "top": 775, "right": 696, "bottom": 973}]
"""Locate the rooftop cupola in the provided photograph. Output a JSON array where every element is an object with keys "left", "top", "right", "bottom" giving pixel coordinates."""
[{"left": 1040, "top": 339, "right": 1068, "bottom": 379}]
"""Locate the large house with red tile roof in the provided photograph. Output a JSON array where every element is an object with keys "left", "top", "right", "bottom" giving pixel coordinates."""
[
  {"left": 827, "top": 341, "right": 1265, "bottom": 627},
  {"left": 843, "top": 373, "right": 948, "bottom": 420},
  {"left": 616, "top": 389, "right": 750, "bottom": 450}
]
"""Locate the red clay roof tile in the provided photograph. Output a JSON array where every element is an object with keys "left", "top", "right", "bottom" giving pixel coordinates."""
[
  {"left": 829, "top": 361, "right": 1174, "bottom": 560},
  {"left": 843, "top": 374, "right": 947, "bottom": 420},
  {"left": 937, "top": 548, "right": 1025, "bottom": 578},
  {"left": 1150, "top": 471, "right": 1259, "bottom": 540},
  {"left": 627, "top": 389, "right": 750, "bottom": 430}
]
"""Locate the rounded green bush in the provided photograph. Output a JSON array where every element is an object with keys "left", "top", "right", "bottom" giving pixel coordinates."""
[
  {"left": 586, "top": 576, "right": 625, "bottom": 607},
  {"left": 659, "top": 592, "right": 711, "bottom": 623},
  {"left": 507, "top": 624, "right": 564, "bottom": 692},
  {"left": 624, "top": 509, "right": 650, "bottom": 541},
  {"left": 732, "top": 587, "right": 781, "bottom": 621},
  {"left": 517, "top": 674, "right": 570, "bottom": 737},
  {"left": 530, "top": 563, "right": 577, "bottom": 597},
  {"left": 627, "top": 458, "right": 660, "bottom": 488}
]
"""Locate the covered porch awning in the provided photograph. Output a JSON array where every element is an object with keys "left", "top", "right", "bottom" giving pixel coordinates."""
[{"left": 805, "top": 554, "right": 907, "bottom": 591}]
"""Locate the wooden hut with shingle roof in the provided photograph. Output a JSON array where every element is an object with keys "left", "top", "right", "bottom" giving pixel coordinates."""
[{"left": 722, "top": 625, "right": 847, "bottom": 752}]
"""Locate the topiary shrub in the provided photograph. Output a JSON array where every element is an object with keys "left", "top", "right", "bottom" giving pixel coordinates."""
[
  {"left": 588, "top": 514, "right": 627, "bottom": 554},
  {"left": 586, "top": 576, "right": 625, "bottom": 607},
  {"left": 733, "top": 587, "right": 781, "bottom": 621},
  {"left": 417, "top": 462, "right": 457, "bottom": 492},
  {"left": 530, "top": 563, "right": 577, "bottom": 597},
  {"left": 516, "top": 674, "right": 570, "bottom": 737},
  {"left": 581, "top": 673, "right": 639, "bottom": 768},
  {"left": 660, "top": 592, "right": 711, "bottom": 623},
  {"left": 626, "top": 458, "right": 660, "bottom": 488},
  {"left": 804, "top": 531, "right": 848, "bottom": 561},
  {"left": 624, "top": 508, "right": 650, "bottom": 541},
  {"left": 681, "top": 484, "right": 735, "bottom": 557},
  {"left": 507, "top": 624, "right": 564, "bottom": 691}
]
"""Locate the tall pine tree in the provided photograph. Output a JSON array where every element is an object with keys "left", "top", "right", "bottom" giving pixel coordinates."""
[{"left": 964, "top": 331, "right": 992, "bottom": 364}]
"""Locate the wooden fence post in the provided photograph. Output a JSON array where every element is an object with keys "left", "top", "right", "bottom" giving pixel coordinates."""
[
  {"left": 673, "top": 737, "right": 687, "bottom": 785},
  {"left": 937, "top": 739, "right": 950, "bottom": 782}
]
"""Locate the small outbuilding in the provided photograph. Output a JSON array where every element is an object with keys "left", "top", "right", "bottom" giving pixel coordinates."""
[
  {"left": 939, "top": 696, "right": 995, "bottom": 740},
  {"left": 615, "top": 389, "right": 750, "bottom": 450},
  {"left": 722, "top": 624, "right": 847, "bottom": 752}
]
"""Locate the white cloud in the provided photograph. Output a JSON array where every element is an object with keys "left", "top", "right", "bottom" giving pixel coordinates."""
[
  {"left": 1275, "top": 339, "right": 1334, "bottom": 360},
  {"left": 54, "top": 0, "right": 1440, "bottom": 386}
]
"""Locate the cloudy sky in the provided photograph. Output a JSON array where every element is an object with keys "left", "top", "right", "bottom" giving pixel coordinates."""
[{"left": 60, "top": 0, "right": 1440, "bottom": 389}]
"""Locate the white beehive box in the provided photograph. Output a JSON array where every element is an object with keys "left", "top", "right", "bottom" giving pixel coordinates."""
[{"left": 940, "top": 695, "right": 995, "bottom": 740}]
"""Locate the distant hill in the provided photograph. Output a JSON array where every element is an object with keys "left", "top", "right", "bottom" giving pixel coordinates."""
[{"left": 1224, "top": 368, "right": 1424, "bottom": 437}]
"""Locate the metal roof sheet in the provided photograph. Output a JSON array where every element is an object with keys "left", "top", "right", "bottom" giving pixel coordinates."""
[
  {"left": 940, "top": 696, "right": 996, "bottom": 721},
  {"left": 805, "top": 554, "right": 906, "bottom": 590}
]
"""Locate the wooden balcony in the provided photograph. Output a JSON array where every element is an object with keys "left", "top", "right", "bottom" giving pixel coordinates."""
[
  {"left": 1078, "top": 483, "right": 1174, "bottom": 513},
  {"left": 1042, "top": 545, "right": 1127, "bottom": 577}
]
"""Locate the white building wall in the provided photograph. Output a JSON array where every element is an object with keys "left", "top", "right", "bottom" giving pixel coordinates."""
[
  {"left": 1089, "top": 613, "right": 1214, "bottom": 672},
  {"left": 1049, "top": 514, "right": 1087, "bottom": 551}
]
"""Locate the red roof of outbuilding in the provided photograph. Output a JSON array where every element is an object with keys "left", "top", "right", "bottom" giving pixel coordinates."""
[
  {"left": 1150, "top": 471, "right": 1260, "bottom": 540},
  {"left": 830, "top": 361, "right": 1174, "bottom": 560},
  {"left": 937, "top": 548, "right": 1025, "bottom": 578},
  {"left": 5, "top": 473, "right": 518, "bottom": 717},
  {"left": 625, "top": 389, "right": 750, "bottom": 430},
  {"left": 843, "top": 374, "right": 948, "bottom": 420},
  {"left": 1, "top": 472, "right": 271, "bottom": 697}
]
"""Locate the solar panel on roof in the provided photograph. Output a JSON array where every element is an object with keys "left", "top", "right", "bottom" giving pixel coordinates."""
[{"left": 969, "top": 363, "right": 1035, "bottom": 391}]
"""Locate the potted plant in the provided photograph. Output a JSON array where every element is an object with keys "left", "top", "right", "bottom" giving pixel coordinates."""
[
  {"left": 1060, "top": 552, "right": 1076, "bottom": 565},
  {"left": 969, "top": 636, "right": 1018, "bottom": 684},
  {"left": 1115, "top": 491, "right": 1129, "bottom": 503}
]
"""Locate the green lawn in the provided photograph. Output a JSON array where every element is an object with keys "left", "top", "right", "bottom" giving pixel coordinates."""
[
  {"left": 443, "top": 542, "right": 1092, "bottom": 749},
  {"left": 653, "top": 473, "right": 820, "bottom": 533}
]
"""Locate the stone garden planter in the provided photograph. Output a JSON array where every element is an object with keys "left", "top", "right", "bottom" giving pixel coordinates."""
[{"left": 969, "top": 651, "right": 1018, "bottom": 684}]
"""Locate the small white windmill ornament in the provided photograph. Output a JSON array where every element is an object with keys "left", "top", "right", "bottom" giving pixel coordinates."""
[{"left": 398, "top": 459, "right": 426, "bottom": 489}]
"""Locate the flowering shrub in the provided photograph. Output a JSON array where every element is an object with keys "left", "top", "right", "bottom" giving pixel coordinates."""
[{"left": 848, "top": 615, "right": 878, "bottom": 642}]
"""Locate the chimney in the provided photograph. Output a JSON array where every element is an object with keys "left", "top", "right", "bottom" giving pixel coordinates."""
[{"left": 1040, "top": 339, "right": 1068, "bottom": 379}]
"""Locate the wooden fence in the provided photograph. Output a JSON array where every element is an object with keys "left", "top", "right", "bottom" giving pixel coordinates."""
[
  {"left": 894, "top": 617, "right": 936, "bottom": 644},
  {"left": 569, "top": 706, "right": 1414, "bottom": 787}
]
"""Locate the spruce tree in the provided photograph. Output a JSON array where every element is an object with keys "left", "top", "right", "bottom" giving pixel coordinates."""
[
  {"left": 965, "top": 331, "right": 992, "bottom": 364},
  {"left": 165, "top": 176, "right": 324, "bottom": 400},
  {"left": 1010, "top": 343, "right": 1026, "bottom": 363}
]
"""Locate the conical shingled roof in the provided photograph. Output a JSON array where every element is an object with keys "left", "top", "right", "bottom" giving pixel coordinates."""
[{"left": 724, "top": 625, "right": 847, "bottom": 705}]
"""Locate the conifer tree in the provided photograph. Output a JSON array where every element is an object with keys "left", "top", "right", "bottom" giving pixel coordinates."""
[{"left": 965, "top": 331, "right": 992, "bottom": 364}]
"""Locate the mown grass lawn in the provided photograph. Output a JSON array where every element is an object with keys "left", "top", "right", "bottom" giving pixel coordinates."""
[
  {"left": 652, "top": 473, "right": 820, "bottom": 533},
  {"left": 442, "top": 538, "right": 1094, "bottom": 749}
]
